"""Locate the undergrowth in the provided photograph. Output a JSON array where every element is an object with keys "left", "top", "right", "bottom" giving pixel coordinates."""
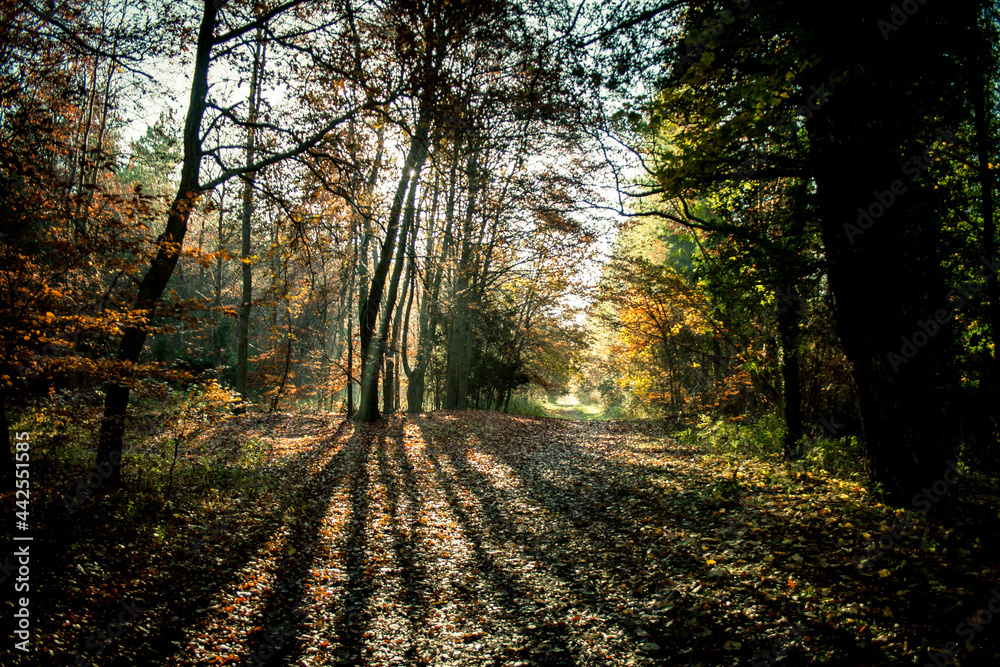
[
  {"left": 503, "top": 394, "right": 549, "bottom": 418},
  {"left": 11, "top": 379, "right": 277, "bottom": 531},
  {"left": 675, "top": 412, "right": 867, "bottom": 481}
]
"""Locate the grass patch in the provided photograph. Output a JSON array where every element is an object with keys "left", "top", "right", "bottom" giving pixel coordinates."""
[
  {"left": 674, "top": 412, "right": 868, "bottom": 480},
  {"left": 503, "top": 394, "right": 550, "bottom": 418},
  {"left": 503, "top": 393, "right": 609, "bottom": 420},
  {"left": 542, "top": 395, "right": 607, "bottom": 420}
]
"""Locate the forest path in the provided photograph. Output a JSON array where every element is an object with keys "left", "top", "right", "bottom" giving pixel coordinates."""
[
  {"left": 46, "top": 412, "right": 1000, "bottom": 667},
  {"left": 541, "top": 394, "right": 606, "bottom": 420}
]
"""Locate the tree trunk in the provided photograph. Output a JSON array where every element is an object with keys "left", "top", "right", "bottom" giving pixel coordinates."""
[
  {"left": 212, "top": 185, "right": 225, "bottom": 371},
  {"left": 356, "top": 116, "right": 430, "bottom": 422},
  {"left": 385, "top": 235, "right": 414, "bottom": 415},
  {"left": 270, "top": 307, "right": 293, "bottom": 413},
  {"left": 95, "top": 0, "right": 219, "bottom": 489},
  {"left": 401, "top": 254, "right": 420, "bottom": 411},
  {"left": 805, "top": 3, "right": 965, "bottom": 502},
  {"left": 972, "top": 20, "right": 1000, "bottom": 395},
  {"left": 776, "top": 285, "right": 803, "bottom": 459},
  {"left": 407, "top": 162, "right": 453, "bottom": 412},
  {"left": 347, "top": 224, "right": 357, "bottom": 416},
  {"left": 382, "top": 357, "right": 395, "bottom": 415},
  {"left": 319, "top": 263, "right": 330, "bottom": 411},
  {"left": 235, "top": 29, "right": 265, "bottom": 404},
  {"left": 355, "top": 124, "right": 385, "bottom": 381},
  {"left": 444, "top": 149, "right": 480, "bottom": 410}
]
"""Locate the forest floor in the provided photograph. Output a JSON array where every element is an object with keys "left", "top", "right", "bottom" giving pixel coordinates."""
[{"left": 13, "top": 411, "right": 1000, "bottom": 666}]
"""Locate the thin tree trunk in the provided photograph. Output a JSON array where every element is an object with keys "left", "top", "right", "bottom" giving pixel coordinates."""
[
  {"left": 270, "top": 305, "right": 294, "bottom": 413},
  {"left": 95, "top": 0, "right": 219, "bottom": 488},
  {"left": 355, "top": 124, "right": 385, "bottom": 381},
  {"left": 212, "top": 185, "right": 225, "bottom": 371},
  {"left": 401, "top": 259, "right": 419, "bottom": 411},
  {"left": 356, "top": 115, "right": 430, "bottom": 422},
  {"left": 347, "top": 222, "right": 357, "bottom": 416},
  {"left": 235, "top": 29, "right": 265, "bottom": 404},
  {"left": 444, "top": 149, "right": 480, "bottom": 410},
  {"left": 320, "top": 264, "right": 330, "bottom": 411},
  {"left": 386, "top": 192, "right": 420, "bottom": 414},
  {"left": 973, "top": 23, "right": 1000, "bottom": 393},
  {"left": 777, "top": 285, "right": 803, "bottom": 459},
  {"left": 408, "top": 162, "right": 452, "bottom": 412}
]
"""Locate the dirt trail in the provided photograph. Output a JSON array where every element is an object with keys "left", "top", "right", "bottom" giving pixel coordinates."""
[{"left": 543, "top": 394, "right": 605, "bottom": 421}]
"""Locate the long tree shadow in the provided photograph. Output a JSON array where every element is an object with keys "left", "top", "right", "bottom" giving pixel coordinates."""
[
  {"left": 28, "top": 414, "right": 344, "bottom": 667},
  {"left": 580, "top": 419, "right": 1000, "bottom": 663},
  {"left": 484, "top": 416, "right": 1000, "bottom": 665},
  {"left": 27, "top": 415, "right": 335, "bottom": 661},
  {"left": 418, "top": 435, "right": 555, "bottom": 664},
  {"left": 373, "top": 422, "right": 433, "bottom": 664},
  {"left": 431, "top": 413, "right": 909, "bottom": 665},
  {"left": 218, "top": 418, "right": 384, "bottom": 667},
  {"left": 416, "top": 416, "right": 708, "bottom": 664},
  {"left": 106, "top": 417, "right": 353, "bottom": 666}
]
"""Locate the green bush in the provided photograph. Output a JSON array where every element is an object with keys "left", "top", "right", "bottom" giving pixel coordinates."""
[
  {"left": 504, "top": 394, "right": 549, "bottom": 418},
  {"left": 801, "top": 433, "right": 867, "bottom": 479},
  {"left": 689, "top": 413, "right": 786, "bottom": 461},
  {"left": 678, "top": 412, "right": 867, "bottom": 480}
]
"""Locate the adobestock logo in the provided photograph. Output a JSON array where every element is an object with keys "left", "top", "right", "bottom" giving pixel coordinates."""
[
  {"left": 922, "top": 588, "right": 1000, "bottom": 667},
  {"left": 879, "top": 0, "right": 931, "bottom": 41},
  {"left": 843, "top": 126, "right": 958, "bottom": 244},
  {"left": 888, "top": 255, "right": 999, "bottom": 373}
]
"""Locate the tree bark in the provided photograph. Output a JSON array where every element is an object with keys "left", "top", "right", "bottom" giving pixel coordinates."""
[
  {"left": 776, "top": 285, "right": 803, "bottom": 459},
  {"left": 804, "top": 2, "right": 966, "bottom": 502},
  {"left": 408, "top": 158, "right": 454, "bottom": 412},
  {"left": 385, "top": 214, "right": 416, "bottom": 415},
  {"left": 347, "top": 221, "right": 357, "bottom": 416},
  {"left": 95, "top": 0, "right": 219, "bottom": 489},
  {"left": 355, "top": 124, "right": 385, "bottom": 382},
  {"left": 269, "top": 306, "right": 294, "bottom": 413},
  {"left": 356, "top": 115, "right": 430, "bottom": 422},
  {"left": 972, "top": 19, "right": 1000, "bottom": 396},
  {"left": 235, "top": 29, "right": 265, "bottom": 404},
  {"left": 212, "top": 185, "right": 225, "bottom": 371},
  {"left": 444, "top": 149, "right": 480, "bottom": 410}
]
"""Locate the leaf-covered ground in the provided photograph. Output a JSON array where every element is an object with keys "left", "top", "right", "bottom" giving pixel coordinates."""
[{"left": 13, "top": 411, "right": 1000, "bottom": 666}]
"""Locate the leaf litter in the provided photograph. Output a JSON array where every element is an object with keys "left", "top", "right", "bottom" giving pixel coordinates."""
[{"left": 17, "top": 411, "right": 1000, "bottom": 666}]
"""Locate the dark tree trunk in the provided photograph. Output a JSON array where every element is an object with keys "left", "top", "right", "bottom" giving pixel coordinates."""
[
  {"left": 777, "top": 286, "right": 803, "bottom": 459},
  {"left": 236, "top": 29, "right": 264, "bottom": 404},
  {"left": 444, "top": 150, "right": 480, "bottom": 410},
  {"left": 357, "top": 116, "right": 430, "bottom": 422},
  {"left": 385, "top": 213, "right": 416, "bottom": 415},
  {"left": 972, "top": 19, "right": 1000, "bottom": 398},
  {"left": 408, "top": 164, "right": 453, "bottom": 412},
  {"left": 803, "top": 1, "right": 967, "bottom": 502},
  {"left": 95, "top": 0, "right": 219, "bottom": 489},
  {"left": 212, "top": 186, "right": 225, "bottom": 371},
  {"left": 347, "top": 224, "right": 357, "bottom": 417}
]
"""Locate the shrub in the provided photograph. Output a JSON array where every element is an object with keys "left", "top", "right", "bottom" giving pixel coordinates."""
[
  {"left": 801, "top": 433, "right": 867, "bottom": 479},
  {"left": 505, "top": 394, "right": 549, "bottom": 418},
  {"left": 678, "top": 411, "right": 867, "bottom": 480}
]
